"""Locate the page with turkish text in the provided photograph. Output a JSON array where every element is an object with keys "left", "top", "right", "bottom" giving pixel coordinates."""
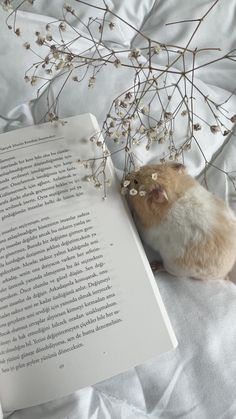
[{"left": 0, "top": 114, "right": 177, "bottom": 411}]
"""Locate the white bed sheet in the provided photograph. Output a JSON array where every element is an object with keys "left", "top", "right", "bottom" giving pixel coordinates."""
[{"left": 1, "top": 1, "right": 236, "bottom": 418}]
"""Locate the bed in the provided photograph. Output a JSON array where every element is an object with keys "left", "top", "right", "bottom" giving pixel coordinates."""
[{"left": 1, "top": 1, "right": 236, "bottom": 418}]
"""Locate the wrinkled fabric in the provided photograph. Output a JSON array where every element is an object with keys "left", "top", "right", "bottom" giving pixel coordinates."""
[{"left": 1, "top": 0, "right": 236, "bottom": 418}]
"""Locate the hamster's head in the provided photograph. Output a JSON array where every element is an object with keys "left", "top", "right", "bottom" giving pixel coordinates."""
[{"left": 123, "top": 162, "right": 194, "bottom": 228}]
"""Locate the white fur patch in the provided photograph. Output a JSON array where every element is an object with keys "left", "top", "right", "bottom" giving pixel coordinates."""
[{"left": 141, "top": 184, "right": 217, "bottom": 260}]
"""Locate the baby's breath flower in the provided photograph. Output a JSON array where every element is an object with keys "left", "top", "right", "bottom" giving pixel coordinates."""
[
  {"left": 114, "top": 58, "right": 121, "bottom": 68},
  {"left": 117, "top": 110, "right": 125, "bottom": 118},
  {"left": 139, "top": 190, "right": 146, "bottom": 197},
  {"left": 158, "top": 137, "right": 165, "bottom": 144},
  {"left": 63, "top": 3, "right": 74, "bottom": 13},
  {"left": 210, "top": 125, "right": 220, "bottom": 134},
  {"left": 111, "top": 131, "right": 120, "bottom": 141},
  {"left": 152, "top": 173, "right": 158, "bottom": 180},
  {"left": 151, "top": 42, "right": 161, "bottom": 54},
  {"left": 88, "top": 76, "right": 96, "bottom": 88},
  {"left": 141, "top": 106, "right": 149, "bottom": 115},
  {"left": 109, "top": 22, "right": 115, "bottom": 30},
  {"left": 125, "top": 92, "right": 132, "bottom": 100},
  {"left": 181, "top": 110, "right": 187, "bottom": 116},
  {"left": 129, "top": 188, "right": 138, "bottom": 196},
  {"left": 36, "top": 34, "right": 45, "bottom": 46},
  {"left": 164, "top": 111, "right": 173, "bottom": 120},
  {"left": 72, "top": 76, "right": 78, "bottom": 82},
  {"left": 123, "top": 180, "right": 130, "bottom": 187},
  {"left": 95, "top": 182, "right": 102, "bottom": 189},
  {"left": 46, "top": 33, "right": 53, "bottom": 42},
  {"left": 85, "top": 175, "right": 92, "bottom": 182},
  {"left": 24, "top": 75, "right": 30, "bottom": 83},
  {"left": 49, "top": 112, "right": 58, "bottom": 121},
  {"left": 184, "top": 143, "right": 191, "bottom": 150},
  {"left": 23, "top": 42, "right": 30, "bottom": 49},
  {"left": 174, "top": 152, "right": 181, "bottom": 160},
  {"left": 120, "top": 100, "right": 128, "bottom": 108},
  {"left": 15, "top": 28, "right": 21, "bottom": 36},
  {"left": 103, "top": 149, "right": 110, "bottom": 157},
  {"left": 56, "top": 60, "right": 65, "bottom": 70},
  {"left": 230, "top": 114, "right": 236, "bottom": 123},
  {"left": 2, "top": 0, "right": 12, "bottom": 11},
  {"left": 31, "top": 76, "right": 38, "bottom": 85},
  {"left": 96, "top": 140, "right": 103, "bottom": 147},
  {"left": 193, "top": 123, "right": 202, "bottom": 131},
  {"left": 139, "top": 125, "right": 146, "bottom": 134},
  {"left": 59, "top": 22, "right": 66, "bottom": 31},
  {"left": 128, "top": 48, "right": 141, "bottom": 59}
]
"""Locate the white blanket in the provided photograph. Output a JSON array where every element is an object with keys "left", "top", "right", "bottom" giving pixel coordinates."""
[{"left": 1, "top": 1, "right": 236, "bottom": 418}]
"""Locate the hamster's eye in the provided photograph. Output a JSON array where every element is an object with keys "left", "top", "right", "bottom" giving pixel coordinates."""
[{"left": 134, "top": 179, "right": 138, "bottom": 185}]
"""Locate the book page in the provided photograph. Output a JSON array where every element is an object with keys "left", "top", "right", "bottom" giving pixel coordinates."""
[{"left": 0, "top": 114, "right": 177, "bottom": 411}]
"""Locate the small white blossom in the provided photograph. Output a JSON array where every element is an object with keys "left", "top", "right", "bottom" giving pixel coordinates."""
[
  {"left": 114, "top": 58, "right": 121, "bottom": 68},
  {"left": 139, "top": 125, "right": 146, "bottom": 134},
  {"left": 59, "top": 22, "right": 66, "bottom": 31},
  {"left": 63, "top": 3, "right": 73, "bottom": 13},
  {"left": 2, "top": 1, "right": 13, "bottom": 11},
  {"left": 193, "top": 123, "right": 202, "bottom": 131},
  {"left": 88, "top": 76, "right": 96, "bottom": 88},
  {"left": 210, "top": 125, "right": 220, "bottom": 134},
  {"left": 31, "top": 76, "right": 38, "bottom": 85},
  {"left": 139, "top": 190, "right": 146, "bottom": 197},
  {"left": 184, "top": 143, "right": 191, "bottom": 150},
  {"left": 123, "top": 180, "right": 130, "bottom": 187},
  {"left": 164, "top": 111, "right": 173, "bottom": 120},
  {"left": 111, "top": 131, "right": 120, "bottom": 141},
  {"left": 46, "top": 33, "right": 53, "bottom": 41},
  {"left": 23, "top": 42, "right": 30, "bottom": 49},
  {"left": 141, "top": 106, "right": 149, "bottom": 115},
  {"left": 152, "top": 173, "right": 158, "bottom": 180},
  {"left": 151, "top": 43, "right": 161, "bottom": 54},
  {"left": 128, "top": 48, "right": 141, "bottom": 59},
  {"left": 230, "top": 114, "right": 236, "bottom": 123},
  {"left": 129, "top": 188, "right": 138, "bottom": 196}
]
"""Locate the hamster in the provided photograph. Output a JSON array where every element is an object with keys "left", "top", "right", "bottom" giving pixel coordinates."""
[{"left": 124, "top": 162, "right": 236, "bottom": 280}]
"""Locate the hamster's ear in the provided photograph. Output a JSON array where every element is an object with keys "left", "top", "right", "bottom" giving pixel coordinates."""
[
  {"left": 171, "top": 163, "right": 186, "bottom": 173},
  {"left": 148, "top": 186, "right": 168, "bottom": 203}
]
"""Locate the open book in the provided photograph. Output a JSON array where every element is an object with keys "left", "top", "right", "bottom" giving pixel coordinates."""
[{"left": 0, "top": 114, "right": 177, "bottom": 412}]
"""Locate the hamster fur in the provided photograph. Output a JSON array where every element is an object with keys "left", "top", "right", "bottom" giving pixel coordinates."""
[{"left": 125, "top": 163, "right": 236, "bottom": 280}]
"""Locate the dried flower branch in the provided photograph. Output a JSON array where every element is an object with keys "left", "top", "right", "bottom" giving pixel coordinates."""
[{"left": 2, "top": 0, "right": 236, "bottom": 196}]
